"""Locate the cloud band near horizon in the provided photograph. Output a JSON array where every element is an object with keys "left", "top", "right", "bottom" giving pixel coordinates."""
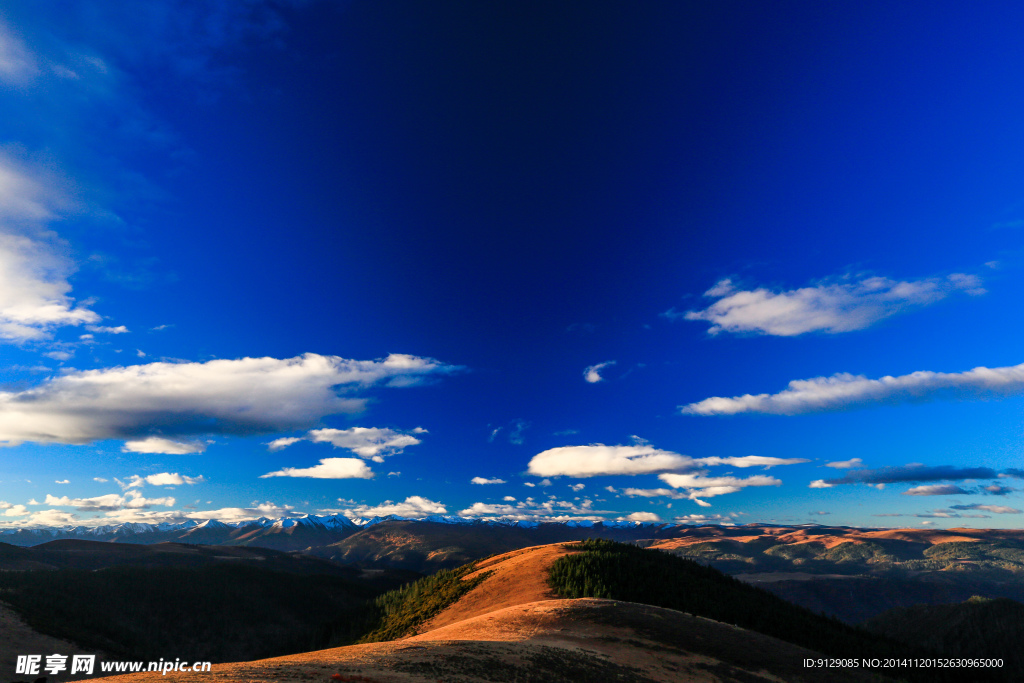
[{"left": 681, "top": 362, "right": 1024, "bottom": 416}]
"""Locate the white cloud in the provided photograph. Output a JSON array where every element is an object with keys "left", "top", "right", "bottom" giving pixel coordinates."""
[
  {"left": 0, "top": 151, "right": 105, "bottom": 343},
  {"left": 259, "top": 457, "right": 374, "bottom": 480},
  {"left": 809, "top": 480, "right": 833, "bottom": 488},
  {"left": 93, "top": 477, "right": 108, "bottom": 482},
  {"left": 695, "top": 456, "right": 809, "bottom": 468},
  {"left": 673, "top": 513, "right": 736, "bottom": 525},
  {"left": 0, "top": 21, "right": 40, "bottom": 84},
  {"left": 503, "top": 496, "right": 516, "bottom": 502},
  {"left": 2, "top": 504, "right": 29, "bottom": 517},
  {"left": 583, "top": 360, "right": 616, "bottom": 383},
  {"left": 189, "top": 501, "right": 298, "bottom": 524},
  {"left": 528, "top": 444, "right": 695, "bottom": 478},
  {"left": 471, "top": 476, "right": 506, "bottom": 485},
  {"left": 619, "top": 511, "right": 660, "bottom": 522},
  {"left": 123, "top": 472, "right": 204, "bottom": 488},
  {"left": 569, "top": 483, "right": 585, "bottom": 492},
  {"left": 122, "top": 437, "right": 206, "bottom": 454},
  {"left": 674, "top": 273, "right": 985, "bottom": 336},
  {"left": 826, "top": 458, "right": 864, "bottom": 469},
  {"left": 622, "top": 487, "right": 688, "bottom": 499},
  {"left": 334, "top": 496, "right": 446, "bottom": 519},
  {"left": 87, "top": 325, "right": 128, "bottom": 334},
  {"left": 949, "top": 504, "right": 1021, "bottom": 514},
  {"left": 54, "top": 479, "right": 69, "bottom": 484},
  {"left": 904, "top": 484, "right": 971, "bottom": 496},
  {"left": 658, "top": 473, "right": 781, "bottom": 506},
  {"left": 267, "top": 437, "right": 302, "bottom": 451},
  {"left": 681, "top": 362, "right": 1024, "bottom": 416},
  {"left": 458, "top": 496, "right": 605, "bottom": 520},
  {"left": 0, "top": 230, "right": 100, "bottom": 341},
  {"left": 44, "top": 490, "right": 175, "bottom": 511},
  {"left": 308, "top": 427, "right": 421, "bottom": 460},
  {"left": 267, "top": 427, "right": 425, "bottom": 462},
  {"left": 0, "top": 353, "right": 459, "bottom": 446}
]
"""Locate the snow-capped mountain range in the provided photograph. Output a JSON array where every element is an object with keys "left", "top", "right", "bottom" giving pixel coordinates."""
[{"left": 0, "top": 514, "right": 673, "bottom": 548}]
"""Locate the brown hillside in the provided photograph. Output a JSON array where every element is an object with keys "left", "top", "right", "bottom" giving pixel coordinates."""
[
  {"left": 414, "top": 542, "right": 574, "bottom": 633},
  {"left": 95, "top": 599, "right": 886, "bottom": 683},
  {"left": 94, "top": 543, "right": 893, "bottom": 683}
]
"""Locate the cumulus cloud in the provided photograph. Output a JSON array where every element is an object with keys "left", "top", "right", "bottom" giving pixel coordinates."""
[
  {"left": 583, "top": 361, "right": 616, "bottom": 383},
  {"left": 673, "top": 273, "right": 984, "bottom": 336},
  {"left": 189, "top": 501, "right": 299, "bottom": 523},
  {"left": 0, "top": 353, "right": 460, "bottom": 446},
  {"left": 331, "top": 496, "right": 446, "bottom": 519},
  {"left": 619, "top": 511, "right": 660, "bottom": 522},
  {"left": 268, "top": 427, "right": 423, "bottom": 462},
  {"left": 681, "top": 362, "right": 1024, "bottom": 416},
  {"left": 658, "top": 473, "right": 781, "bottom": 506},
  {"left": 122, "top": 437, "right": 206, "bottom": 454},
  {"left": 87, "top": 325, "right": 128, "bottom": 334},
  {"left": 471, "top": 477, "right": 506, "bottom": 485},
  {"left": 904, "top": 484, "right": 972, "bottom": 496},
  {"left": 2, "top": 504, "right": 29, "bottom": 517},
  {"left": 259, "top": 457, "right": 374, "bottom": 480},
  {"left": 528, "top": 444, "right": 695, "bottom": 478}
]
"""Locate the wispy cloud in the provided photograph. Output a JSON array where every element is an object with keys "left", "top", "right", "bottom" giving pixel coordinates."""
[
  {"left": 471, "top": 476, "right": 506, "bottom": 485},
  {"left": 903, "top": 484, "right": 972, "bottom": 496},
  {"left": 694, "top": 456, "right": 809, "bottom": 468},
  {"left": 949, "top": 504, "right": 1021, "bottom": 514},
  {"left": 809, "top": 464, "right": 1019, "bottom": 491},
  {"left": 0, "top": 157, "right": 101, "bottom": 342},
  {"left": 682, "top": 361, "right": 1024, "bottom": 416},
  {"left": 583, "top": 360, "right": 616, "bottom": 383},
  {"left": 0, "top": 353, "right": 460, "bottom": 446},
  {"left": 658, "top": 473, "right": 781, "bottom": 507},
  {"left": 825, "top": 458, "right": 864, "bottom": 469},
  {"left": 672, "top": 273, "right": 984, "bottom": 336},
  {"left": 44, "top": 490, "right": 174, "bottom": 511}
]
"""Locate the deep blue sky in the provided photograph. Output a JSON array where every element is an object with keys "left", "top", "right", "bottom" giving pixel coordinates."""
[{"left": 1, "top": 1, "right": 1024, "bottom": 528}]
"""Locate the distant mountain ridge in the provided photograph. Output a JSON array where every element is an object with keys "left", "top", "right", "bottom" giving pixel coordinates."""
[{"left": 0, "top": 514, "right": 674, "bottom": 550}]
